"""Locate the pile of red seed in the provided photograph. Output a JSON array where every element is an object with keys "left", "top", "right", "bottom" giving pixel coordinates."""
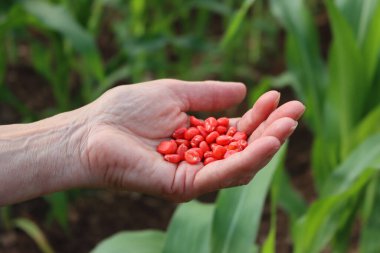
[{"left": 157, "top": 116, "right": 248, "bottom": 165}]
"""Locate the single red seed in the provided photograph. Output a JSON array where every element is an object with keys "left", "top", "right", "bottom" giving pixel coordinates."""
[
  {"left": 177, "top": 144, "right": 188, "bottom": 159},
  {"left": 205, "top": 117, "right": 218, "bottom": 132},
  {"left": 190, "top": 116, "right": 204, "bottom": 127},
  {"left": 210, "top": 143, "right": 218, "bottom": 150},
  {"left": 197, "top": 126, "right": 208, "bottom": 137},
  {"left": 184, "top": 127, "right": 200, "bottom": 140},
  {"left": 227, "top": 141, "right": 239, "bottom": 150},
  {"left": 204, "top": 151, "right": 213, "bottom": 158},
  {"left": 204, "top": 157, "right": 216, "bottom": 165},
  {"left": 216, "top": 125, "right": 227, "bottom": 135},
  {"left": 237, "top": 139, "right": 248, "bottom": 150},
  {"left": 172, "top": 127, "right": 187, "bottom": 139},
  {"left": 175, "top": 139, "right": 190, "bottom": 147},
  {"left": 217, "top": 117, "right": 229, "bottom": 127},
  {"left": 226, "top": 126, "right": 237, "bottom": 137},
  {"left": 216, "top": 135, "right": 232, "bottom": 146},
  {"left": 206, "top": 131, "right": 219, "bottom": 144},
  {"left": 164, "top": 154, "right": 181, "bottom": 163},
  {"left": 233, "top": 131, "right": 247, "bottom": 141},
  {"left": 199, "top": 141, "right": 210, "bottom": 153},
  {"left": 185, "top": 149, "right": 201, "bottom": 164},
  {"left": 212, "top": 145, "right": 227, "bottom": 160},
  {"left": 157, "top": 140, "right": 177, "bottom": 155},
  {"left": 224, "top": 150, "right": 238, "bottom": 159},
  {"left": 192, "top": 147, "right": 204, "bottom": 158},
  {"left": 191, "top": 135, "right": 204, "bottom": 147}
]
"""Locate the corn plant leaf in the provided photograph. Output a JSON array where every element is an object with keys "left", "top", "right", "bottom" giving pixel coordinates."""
[
  {"left": 13, "top": 218, "right": 55, "bottom": 253},
  {"left": 91, "top": 230, "right": 166, "bottom": 253},
  {"left": 220, "top": 0, "right": 256, "bottom": 49},
  {"left": 162, "top": 201, "right": 214, "bottom": 253},
  {"left": 362, "top": 1, "right": 380, "bottom": 83},
  {"left": 272, "top": 166, "right": 307, "bottom": 225},
  {"left": 211, "top": 144, "right": 286, "bottom": 253},
  {"left": 352, "top": 104, "right": 380, "bottom": 150},
  {"left": 270, "top": 0, "right": 325, "bottom": 135},
  {"left": 321, "top": 134, "right": 380, "bottom": 197},
  {"left": 324, "top": 0, "right": 366, "bottom": 157},
  {"left": 360, "top": 175, "right": 380, "bottom": 253},
  {"left": 21, "top": 0, "right": 104, "bottom": 81},
  {"left": 294, "top": 134, "right": 380, "bottom": 253}
]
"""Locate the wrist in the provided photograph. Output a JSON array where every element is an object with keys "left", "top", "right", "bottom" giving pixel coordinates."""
[{"left": 0, "top": 109, "right": 90, "bottom": 205}]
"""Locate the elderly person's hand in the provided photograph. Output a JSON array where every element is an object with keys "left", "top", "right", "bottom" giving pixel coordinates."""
[{"left": 0, "top": 79, "right": 304, "bottom": 205}]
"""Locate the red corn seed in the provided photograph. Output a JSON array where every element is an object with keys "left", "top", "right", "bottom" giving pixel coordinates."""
[
  {"left": 164, "top": 154, "right": 181, "bottom": 163},
  {"left": 227, "top": 141, "right": 239, "bottom": 150},
  {"left": 199, "top": 141, "right": 210, "bottom": 153},
  {"left": 190, "top": 116, "right": 204, "bottom": 127},
  {"left": 212, "top": 145, "right": 227, "bottom": 160},
  {"left": 237, "top": 139, "right": 248, "bottom": 150},
  {"left": 216, "top": 135, "right": 232, "bottom": 146},
  {"left": 197, "top": 125, "right": 208, "bottom": 137},
  {"left": 204, "top": 157, "right": 216, "bottom": 165},
  {"left": 185, "top": 149, "right": 201, "bottom": 164},
  {"left": 204, "top": 151, "right": 213, "bottom": 158},
  {"left": 205, "top": 117, "right": 218, "bottom": 132},
  {"left": 217, "top": 117, "right": 229, "bottom": 127},
  {"left": 192, "top": 147, "right": 204, "bottom": 158},
  {"left": 175, "top": 139, "right": 190, "bottom": 147},
  {"left": 216, "top": 125, "right": 227, "bottom": 135},
  {"left": 210, "top": 143, "right": 218, "bottom": 150},
  {"left": 177, "top": 144, "right": 188, "bottom": 159},
  {"left": 226, "top": 126, "right": 237, "bottom": 137},
  {"left": 206, "top": 131, "right": 219, "bottom": 144},
  {"left": 191, "top": 135, "right": 204, "bottom": 147},
  {"left": 233, "top": 132, "right": 247, "bottom": 141},
  {"left": 224, "top": 150, "right": 238, "bottom": 159},
  {"left": 172, "top": 127, "right": 187, "bottom": 139},
  {"left": 157, "top": 140, "right": 177, "bottom": 155},
  {"left": 184, "top": 127, "right": 200, "bottom": 140}
]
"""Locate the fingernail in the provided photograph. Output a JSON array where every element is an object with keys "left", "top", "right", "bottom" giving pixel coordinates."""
[{"left": 285, "top": 121, "right": 298, "bottom": 139}]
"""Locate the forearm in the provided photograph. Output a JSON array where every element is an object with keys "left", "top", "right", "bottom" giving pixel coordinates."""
[{"left": 0, "top": 111, "right": 89, "bottom": 205}]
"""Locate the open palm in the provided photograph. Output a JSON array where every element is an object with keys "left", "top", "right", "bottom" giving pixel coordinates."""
[{"left": 82, "top": 79, "right": 305, "bottom": 201}]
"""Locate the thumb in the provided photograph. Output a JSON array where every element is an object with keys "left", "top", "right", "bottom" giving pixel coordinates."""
[{"left": 166, "top": 79, "right": 247, "bottom": 112}]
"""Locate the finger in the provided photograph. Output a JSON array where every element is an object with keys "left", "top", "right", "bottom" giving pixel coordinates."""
[
  {"left": 166, "top": 79, "right": 247, "bottom": 112},
  {"left": 250, "top": 101, "right": 305, "bottom": 141},
  {"left": 235, "top": 90, "right": 281, "bottom": 135},
  {"left": 193, "top": 136, "right": 281, "bottom": 195},
  {"left": 249, "top": 117, "right": 298, "bottom": 144}
]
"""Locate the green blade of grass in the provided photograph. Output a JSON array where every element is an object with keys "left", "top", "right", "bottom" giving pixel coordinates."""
[
  {"left": 211, "top": 144, "right": 287, "bottom": 253},
  {"left": 91, "top": 230, "right": 166, "bottom": 253},
  {"left": 162, "top": 201, "right": 214, "bottom": 253},
  {"left": 13, "top": 218, "right": 55, "bottom": 253}
]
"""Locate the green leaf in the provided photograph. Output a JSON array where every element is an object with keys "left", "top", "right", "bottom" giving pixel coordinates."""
[
  {"left": 22, "top": 0, "right": 104, "bottom": 81},
  {"left": 91, "top": 230, "right": 166, "bottom": 253},
  {"left": 211, "top": 144, "right": 287, "bottom": 253},
  {"left": 294, "top": 134, "right": 380, "bottom": 253},
  {"left": 272, "top": 167, "right": 307, "bottom": 225},
  {"left": 352, "top": 104, "right": 380, "bottom": 150},
  {"left": 324, "top": 0, "right": 366, "bottom": 157},
  {"left": 162, "top": 201, "right": 214, "bottom": 253},
  {"left": 360, "top": 175, "right": 380, "bottom": 253},
  {"left": 270, "top": 0, "right": 326, "bottom": 135},
  {"left": 13, "top": 218, "right": 55, "bottom": 253},
  {"left": 220, "top": 0, "right": 256, "bottom": 49},
  {"left": 45, "top": 192, "right": 69, "bottom": 232},
  {"left": 321, "top": 134, "right": 380, "bottom": 197}
]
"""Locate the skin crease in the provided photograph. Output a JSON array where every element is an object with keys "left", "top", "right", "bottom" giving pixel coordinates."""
[{"left": 0, "top": 79, "right": 305, "bottom": 205}]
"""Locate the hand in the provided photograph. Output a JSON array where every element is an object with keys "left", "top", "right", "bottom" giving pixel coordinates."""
[{"left": 79, "top": 79, "right": 305, "bottom": 202}]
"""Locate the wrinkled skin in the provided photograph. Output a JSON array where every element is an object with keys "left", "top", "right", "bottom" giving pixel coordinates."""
[{"left": 81, "top": 79, "right": 305, "bottom": 202}]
